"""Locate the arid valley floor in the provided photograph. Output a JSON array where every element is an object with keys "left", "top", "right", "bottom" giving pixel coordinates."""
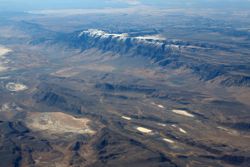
[{"left": 0, "top": 7, "right": 250, "bottom": 167}]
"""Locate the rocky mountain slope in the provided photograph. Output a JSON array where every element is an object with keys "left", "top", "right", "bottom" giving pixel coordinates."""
[{"left": 54, "top": 29, "right": 250, "bottom": 87}]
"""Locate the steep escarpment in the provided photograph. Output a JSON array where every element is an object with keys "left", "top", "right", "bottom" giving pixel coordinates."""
[
  {"left": 59, "top": 29, "right": 250, "bottom": 87},
  {"left": 68, "top": 29, "right": 173, "bottom": 62}
]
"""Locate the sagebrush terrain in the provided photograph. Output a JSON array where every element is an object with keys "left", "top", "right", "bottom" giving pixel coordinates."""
[{"left": 0, "top": 8, "right": 250, "bottom": 167}]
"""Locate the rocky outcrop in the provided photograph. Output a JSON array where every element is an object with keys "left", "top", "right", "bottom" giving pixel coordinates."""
[{"left": 61, "top": 29, "right": 250, "bottom": 87}]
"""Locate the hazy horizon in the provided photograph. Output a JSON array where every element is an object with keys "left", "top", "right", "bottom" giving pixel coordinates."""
[{"left": 1, "top": 0, "right": 250, "bottom": 11}]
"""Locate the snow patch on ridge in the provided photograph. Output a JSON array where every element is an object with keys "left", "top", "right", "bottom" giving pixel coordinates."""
[
  {"left": 78, "top": 29, "right": 166, "bottom": 45},
  {"left": 79, "top": 29, "right": 128, "bottom": 39}
]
